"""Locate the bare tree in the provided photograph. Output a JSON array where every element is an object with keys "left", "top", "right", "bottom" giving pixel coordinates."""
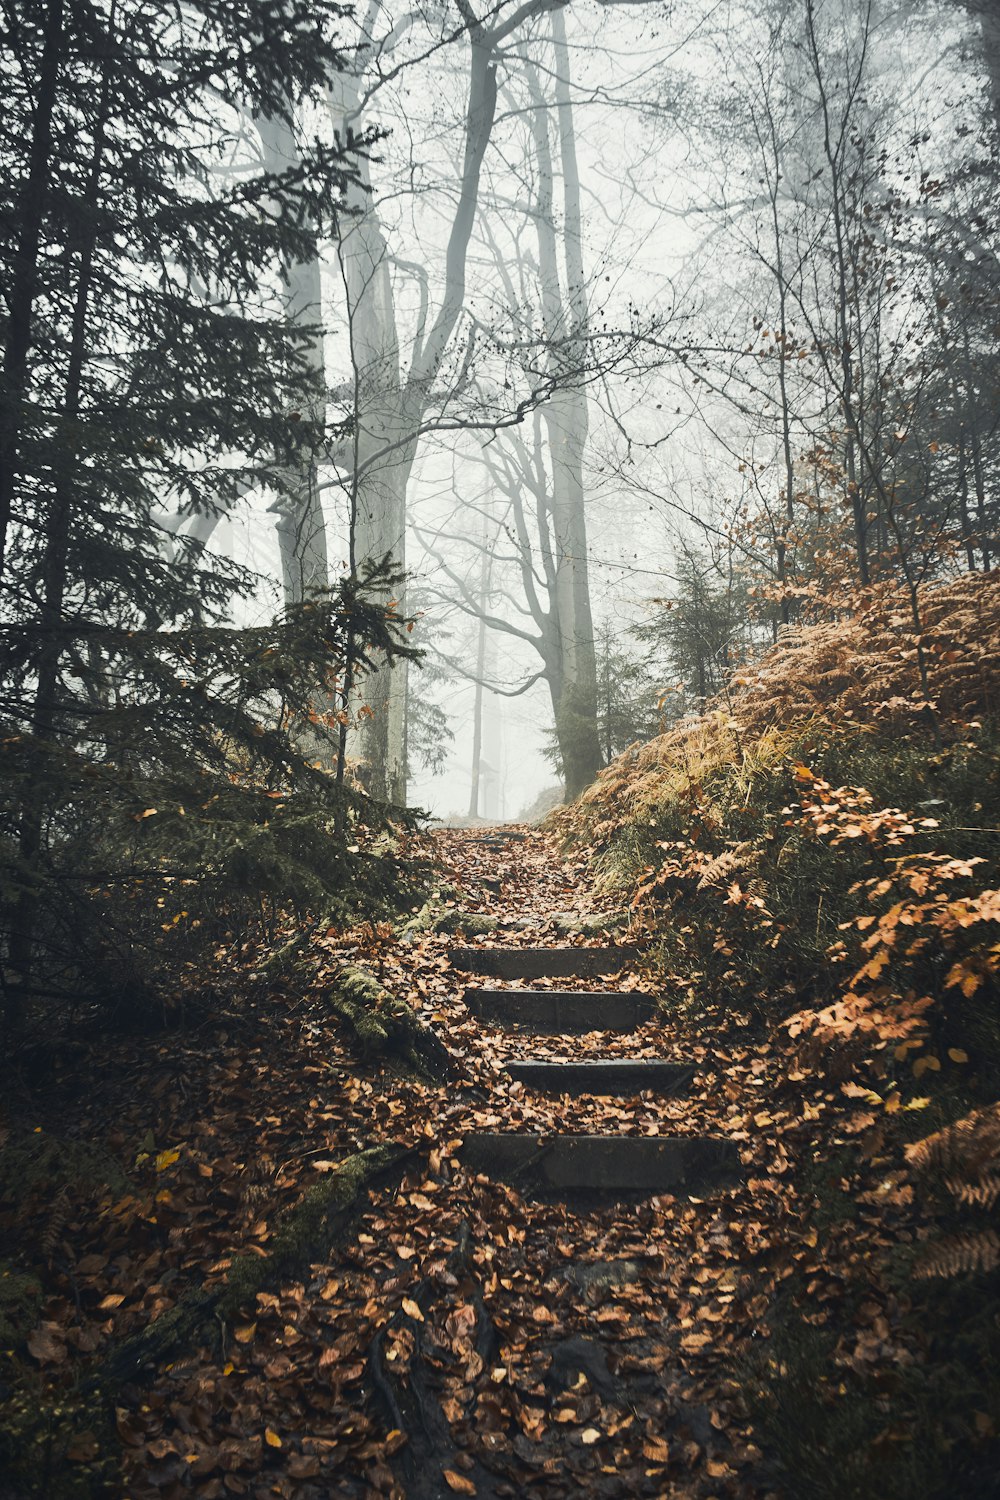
[{"left": 325, "top": 0, "right": 571, "bottom": 804}]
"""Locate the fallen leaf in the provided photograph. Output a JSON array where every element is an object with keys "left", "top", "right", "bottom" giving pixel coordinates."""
[{"left": 27, "top": 1324, "right": 65, "bottom": 1364}]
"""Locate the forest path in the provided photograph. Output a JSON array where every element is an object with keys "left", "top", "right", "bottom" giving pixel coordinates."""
[
  {"left": 445, "top": 830, "right": 740, "bottom": 1198},
  {"left": 27, "top": 823, "right": 785, "bottom": 1500},
  {"left": 312, "top": 823, "right": 771, "bottom": 1500}
]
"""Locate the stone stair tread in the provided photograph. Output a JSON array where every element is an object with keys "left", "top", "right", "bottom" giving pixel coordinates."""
[
  {"left": 462, "top": 831, "right": 528, "bottom": 845},
  {"left": 465, "top": 987, "right": 654, "bottom": 1032},
  {"left": 505, "top": 1058, "right": 693, "bottom": 1096},
  {"left": 463, "top": 1132, "right": 741, "bottom": 1196},
  {"left": 451, "top": 945, "right": 641, "bottom": 980}
]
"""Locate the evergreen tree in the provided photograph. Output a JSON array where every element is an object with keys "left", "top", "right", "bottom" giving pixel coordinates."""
[
  {"left": 593, "top": 621, "right": 664, "bottom": 763},
  {"left": 542, "top": 620, "right": 664, "bottom": 773},
  {"left": 0, "top": 0, "right": 416, "bottom": 1019},
  {"left": 639, "top": 549, "right": 750, "bottom": 713}
]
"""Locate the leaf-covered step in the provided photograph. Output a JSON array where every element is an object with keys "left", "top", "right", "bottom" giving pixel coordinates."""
[
  {"left": 463, "top": 1133, "right": 741, "bottom": 1196},
  {"left": 450, "top": 945, "right": 641, "bottom": 980},
  {"left": 464, "top": 987, "right": 654, "bottom": 1032},
  {"left": 505, "top": 1058, "right": 693, "bottom": 1096},
  {"left": 462, "top": 831, "right": 528, "bottom": 845}
]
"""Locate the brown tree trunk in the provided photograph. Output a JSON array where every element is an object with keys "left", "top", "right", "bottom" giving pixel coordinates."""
[
  {"left": 0, "top": 0, "right": 64, "bottom": 582},
  {"left": 10, "top": 57, "right": 111, "bottom": 992}
]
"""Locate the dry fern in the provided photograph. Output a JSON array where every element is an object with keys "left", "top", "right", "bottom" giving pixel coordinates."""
[
  {"left": 914, "top": 1229, "right": 1000, "bottom": 1280},
  {"left": 946, "top": 1174, "right": 1000, "bottom": 1212},
  {"left": 41, "top": 1183, "right": 71, "bottom": 1263},
  {"left": 696, "top": 842, "right": 755, "bottom": 890},
  {"left": 907, "top": 1104, "right": 1000, "bottom": 1281},
  {"left": 905, "top": 1103, "right": 1000, "bottom": 1180},
  {"left": 562, "top": 572, "right": 1000, "bottom": 849}
]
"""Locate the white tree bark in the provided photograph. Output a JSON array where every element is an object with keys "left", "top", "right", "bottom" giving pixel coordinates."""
[
  {"left": 257, "top": 111, "right": 331, "bottom": 607},
  {"left": 329, "top": 0, "right": 563, "bottom": 803},
  {"left": 526, "top": 12, "right": 602, "bottom": 797}
]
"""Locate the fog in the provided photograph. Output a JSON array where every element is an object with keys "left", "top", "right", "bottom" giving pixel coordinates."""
[{"left": 149, "top": 0, "right": 997, "bottom": 816}]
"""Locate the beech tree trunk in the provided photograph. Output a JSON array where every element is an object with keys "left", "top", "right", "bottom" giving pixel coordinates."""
[
  {"left": 257, "top": 113, "right": 330, "bottom": 607},
  {"left": 331, "top": 4, "right": 505, "bottom": 804},
  {"left": 468, "top": 528, "right": 490, "bottom": 818},
  {"left": 529, "top": 15, "right": 602, "bottom": 800}
]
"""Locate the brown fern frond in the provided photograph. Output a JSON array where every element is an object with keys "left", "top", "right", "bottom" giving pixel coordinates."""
[
  {"left": 945, "top": 1173, "right": 1000, "bottom": 1212},
  {"left": 41, "top": 1183, "right": 71, "bottom": 1263},
  {"left": 696, "top": 842, "right": 755, "bottom": 890},
  {"left": 914, "top": 1229, "right": 1000, "bottom": 1280},
  {"left": 906, "top": 1103, "right": 1000, "bottom": 1180}
]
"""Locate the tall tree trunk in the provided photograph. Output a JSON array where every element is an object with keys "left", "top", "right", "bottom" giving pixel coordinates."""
[
  {"left": 332, "top": 11, "right": 500, "bottom": 805},
  {"left": 10, "top": 56, "right": 110, "bottom": 991},
  {"left": 332, "top": 96, "right": 409, "bottom": 802},
  {"left": 468, "top": 522, "right": 491, "bottom": 818},
  {"left": 257, "top": 113, "right": 330, "bottom": 607},
  {"left": 806, "top": 0, "right": 871, "bottom": 586},
  {"left": 0, "top": 0, "right": 64, "bottom": 583},
  {"left": 969, "top": 1, "right": 1000, "bottom": 122},
  {"left": 529, "top": 16, "right": 602, "bottom": 800}
]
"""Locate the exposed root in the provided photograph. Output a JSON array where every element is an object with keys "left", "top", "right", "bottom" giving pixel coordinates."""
[
  {"left": 367, "top": 1218, "right": 503, "bottom": 1499},
  {"left": 104, "top": 1144, "right": 415, "bottom": 1383},
  {"left": 220, "top": 1142, "right": 415, "bottom": 1318},
  {"left": 330, "top": 964, "right": 451, "bottom": 1078},
  {"left": 401, "top": 894, "right": 499, "bottom": 939}
]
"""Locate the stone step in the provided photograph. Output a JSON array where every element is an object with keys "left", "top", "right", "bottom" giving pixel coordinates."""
[
  {"left": 464, "top": 987, "right": 654, "bottom": 1032},
  {"left": 463, "top": 1133, "right": 741, "bottom": 1197},
  {"left": 450, "top": 945, "right": 641, "bottom": 980},
  {"left": 462, "top": 831, "right": 528, "bottom": 845},
  {"left": 505, "top": 1058, "right": 693, "bottom": 1096}
]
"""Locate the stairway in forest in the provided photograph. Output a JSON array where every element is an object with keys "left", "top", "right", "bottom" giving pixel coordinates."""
[{"left": 449, "top": 834, "right": 741, "bottom": 1200}]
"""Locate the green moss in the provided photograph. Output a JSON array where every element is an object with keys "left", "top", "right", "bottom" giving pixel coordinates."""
[
  {"left": 0, "top": 1380, "right": 120, "bottom": 1499},
  {"left": 400, "top": 893, "right": 498, "bottom": 938},
  {"left": 220, "top": 1142, "right": 406, "bottom": 1317},
  {"left": 0, "top": 1132, "right": 128, "bottom": 1208},
  {"left": 329, "top": 964, "right": 449, "bottom": 1077},
  {"left": 551, "top": 910, "right": 628, "bottom": 938}
]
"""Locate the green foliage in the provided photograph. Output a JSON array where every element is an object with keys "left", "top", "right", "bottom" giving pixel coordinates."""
[
  {"left": 0, "top": 1263, "right": 42, "bottom": 1349},
  {"left": 0, "top": 2, "right": 424, "bottom": 1021},
  {"left": 592, "top": 620, "right": 666, "bottom": 762},
  {"left": 636, "top": 545, "right": 752, "bottom": 712},
  {"left": 742, "top": 1225, "right": 1000, "bottom": 1500},
  {"left": 0, "top": 1129, "right": 128, "bottom": 1208},
  {"left": 543, "top": 621, "right": 665, "bottom": 778},
  {"left": 0, "top": 566, "right": 420, "bottom": 1012}
]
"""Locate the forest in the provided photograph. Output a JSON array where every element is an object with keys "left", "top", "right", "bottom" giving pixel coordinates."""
[{"left": 0, "top": 0, "right": 998, "bottom": 1496}]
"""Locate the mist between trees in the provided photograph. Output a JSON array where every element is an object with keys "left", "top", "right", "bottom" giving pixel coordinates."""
[{"left": 1, "top": 0, "right": 998, "bottom": 1009}]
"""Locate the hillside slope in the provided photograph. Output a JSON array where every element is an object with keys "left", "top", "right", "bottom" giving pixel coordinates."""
[{"left": 556, "top": 572, "right": 1000, "bottom": 1497}]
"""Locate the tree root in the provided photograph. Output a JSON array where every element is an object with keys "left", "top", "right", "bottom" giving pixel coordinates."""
[
  {"left": 103, "top": 1143, "right": 414, "bottom": 1384},
  {"left": 220, "top": 1141, "right": 416, "bottom": 1318},
  {"left": 366, "top": 1219, "right": 503, "bottom": 1498},
  {"left": 330, "top": 964, "right": 451, "bottom": 1079}
]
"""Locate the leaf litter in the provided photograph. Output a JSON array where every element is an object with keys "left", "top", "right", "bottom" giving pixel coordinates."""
[{"left": 1, "top": 824, "right": 954, "bottom": 1497}]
